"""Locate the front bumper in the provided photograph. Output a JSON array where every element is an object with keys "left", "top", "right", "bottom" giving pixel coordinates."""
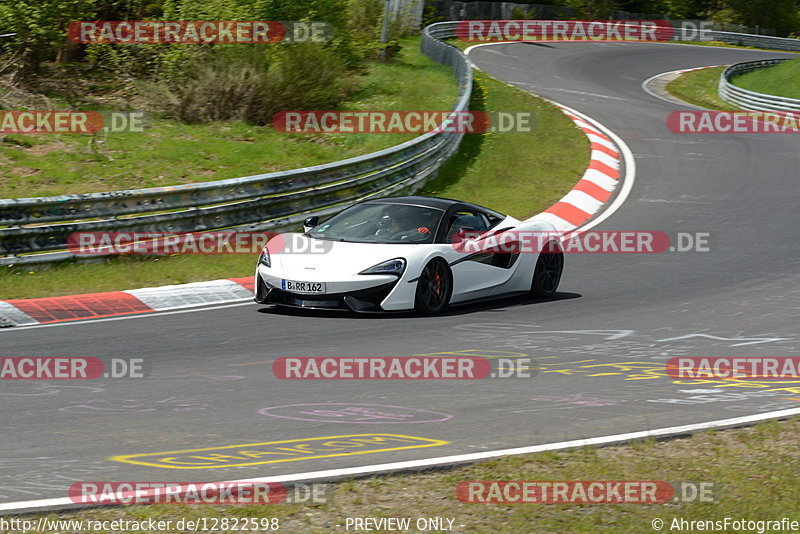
[{"left": 254, "top": 269, "right": 401, "bottom": 312}]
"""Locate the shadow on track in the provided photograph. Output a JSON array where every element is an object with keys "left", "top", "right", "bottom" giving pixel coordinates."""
[
  {"left": 255, "top": 291, "right": 581, "bottom": 320},
  {"left": 519, "top": 42, "right": 555, "bottom": 48}
]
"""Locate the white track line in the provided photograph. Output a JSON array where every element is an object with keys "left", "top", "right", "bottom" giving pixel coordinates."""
[
  {"left": 641, "top": 65, "right": 725, "bottom": 109},
  {"left": 2, "top": 408, "right": 799, "bottom": 514}
]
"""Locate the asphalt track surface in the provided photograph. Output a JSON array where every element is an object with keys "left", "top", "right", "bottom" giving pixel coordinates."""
[{"left": 3, "top": 42, "right": 800, "bottom": 505}]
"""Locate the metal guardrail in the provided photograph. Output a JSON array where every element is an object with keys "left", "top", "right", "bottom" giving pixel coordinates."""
[
  {"left": 718, "top": 59, "right": 800, "bottom": 111},
  {"left": 3, "top": 21, "right": 799, "bottom": 263},
  {"left": 688, "top": 30, "right": 800, "bottom": 51},
  {"left": 0, "top": 22, "right": 472, "bottom": 264},
  {"left": 668, "top": 20, "right": 800, "bottom": 113}
]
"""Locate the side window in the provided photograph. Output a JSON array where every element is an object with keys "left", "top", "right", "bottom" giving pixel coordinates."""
[
  {"left": 484, "top": 212, "right": 504, "bottom": 229},
  {"left": 445, "top": 210, "right": 490, "bottom": 242}
]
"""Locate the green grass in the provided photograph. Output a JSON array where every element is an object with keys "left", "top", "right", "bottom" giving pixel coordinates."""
[
  {"left": 0, "top": 37, "right": 456, "bottom": 299},
  {"left": 9, "top": 417, "right": 800, "bottom": 533},
  {"left": 0, "top": 37, "right": 456, "bottom": 199},
  {"left": 1, "top": 45, "right": 588, "bottom": 300},
  {"left": 665, "top": 66, "right": 732, "bottom": 110},
  {"left": 732, "top": 56, "right": 800, "bottom": 99},
  {"left": 0, "top": 255, "right": 255, "bottom": 299}
]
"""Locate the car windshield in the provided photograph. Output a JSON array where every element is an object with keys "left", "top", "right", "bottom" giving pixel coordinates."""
[{"left": 308, "top": 203, "right": 443, "bottom": 244}]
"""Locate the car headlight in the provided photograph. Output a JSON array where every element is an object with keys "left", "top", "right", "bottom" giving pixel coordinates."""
[
  {"left": 359, "top": 258, "right": 406, "bottom": 276},
  {"left": 258, "top": 247, "right": 271, "bottom": 268}
]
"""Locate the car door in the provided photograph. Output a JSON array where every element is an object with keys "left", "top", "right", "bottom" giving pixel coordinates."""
[{"left": 441, "top": 208, "right": 520, "bottom": 303}]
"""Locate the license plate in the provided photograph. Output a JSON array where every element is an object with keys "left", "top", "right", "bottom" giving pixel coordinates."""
[{"left": 282, "top": 280, "right": 326, "bottom": 294}]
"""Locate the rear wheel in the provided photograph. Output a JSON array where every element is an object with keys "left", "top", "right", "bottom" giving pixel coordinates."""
[
  {"left": 414, "top": 259, "right": 452, "bottom": 314},
  {"left": 530, "top": 241, "right": 563, "bottom": 298}
]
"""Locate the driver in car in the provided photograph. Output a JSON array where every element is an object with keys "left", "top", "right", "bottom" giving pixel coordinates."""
[{"left": 375, "top": 206, "right": 434, "bottom": 241}]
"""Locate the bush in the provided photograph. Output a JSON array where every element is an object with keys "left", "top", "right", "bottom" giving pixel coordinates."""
[{"left": 140, "top": 44, "right": 354, "bottom": 125}]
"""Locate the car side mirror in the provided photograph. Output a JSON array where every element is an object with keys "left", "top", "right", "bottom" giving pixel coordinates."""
[{"left": 303, "top": 216, "right": 319, "bottom": 233}]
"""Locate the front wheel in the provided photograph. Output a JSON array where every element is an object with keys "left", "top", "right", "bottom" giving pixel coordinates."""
[
  {"left": 414, "top": 259, "right": 452, "bottom": 315},
  {"left": 530, "top": 241, "right": 564, "bottom": 298}
]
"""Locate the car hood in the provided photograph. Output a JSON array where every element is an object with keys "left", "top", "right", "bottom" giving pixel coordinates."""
[{"left": 275, "top": 234, "right": 421, "bottom": 277}]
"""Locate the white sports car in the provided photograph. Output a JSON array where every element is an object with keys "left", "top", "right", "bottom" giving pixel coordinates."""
[{"left": 254, "top": 196, "right": 564, "bottom": 314}]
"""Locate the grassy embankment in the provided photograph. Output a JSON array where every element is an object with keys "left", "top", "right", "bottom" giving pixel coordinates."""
[
  {"left": 665, "top": 66, "right": 731, "bottom": 110},
  {"left": 733, "top": 56, "right": 800, "bottom": 99},
  {"left": 1, "top": 38, "right": 587, "bottom": 299}
]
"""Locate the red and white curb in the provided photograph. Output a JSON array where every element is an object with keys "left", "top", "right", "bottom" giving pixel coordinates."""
[
  {"left": 0, "top": 277, "right": 253, "bottom": 327},
  {"left": 676, "top": 65, "right": 726, "bottom": 73},
  {"left": 536, "top": 103, "right": 624, "bottom": 232},
  {"left": 0, "top": 55, "right": 634, "bottom": 328}
]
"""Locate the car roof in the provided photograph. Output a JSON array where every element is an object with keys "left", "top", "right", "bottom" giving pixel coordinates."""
[{"left": 362, "top": 195, "right": 495, "bottom": 213}]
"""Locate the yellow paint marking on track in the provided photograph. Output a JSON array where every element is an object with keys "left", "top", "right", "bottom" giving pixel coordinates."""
[{"left": 110, "top": 434, "right": 449, "bottom": 469}]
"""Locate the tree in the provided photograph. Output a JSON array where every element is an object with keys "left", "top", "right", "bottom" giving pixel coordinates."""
[
  {"left": 723, "top": 0, "right": 799, "bottom": 35},
  {"left": 0, "top": 0, "right": 89, "bottom": 76},
  {"left": 563, "top": 0, "right": 620, "bottom": 19},
  {"left": 0, "top": 0, "right": 162, "bottom": 78}
]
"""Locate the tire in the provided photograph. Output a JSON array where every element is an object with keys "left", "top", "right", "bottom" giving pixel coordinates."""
[
  {"left": 530, "top": 241, "right": 564, "bottom": 298},
  {"left": 414, "top": 259, "right": 452, "bottom": 315}
]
